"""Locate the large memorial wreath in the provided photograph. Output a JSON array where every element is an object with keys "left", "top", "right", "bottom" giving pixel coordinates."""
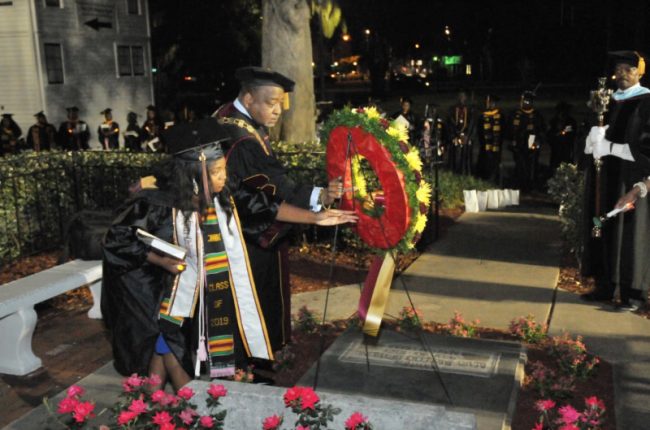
[{"left": 322, "top": 106, "right": 431, "bottom": 253}]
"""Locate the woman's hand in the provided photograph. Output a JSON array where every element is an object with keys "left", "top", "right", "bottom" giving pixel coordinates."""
[
  {"left": 147, "top": 252, "right": 186, "bottom": 274},
  {"left": 314, "top": 209, "right": 358, "bottom": 226}
]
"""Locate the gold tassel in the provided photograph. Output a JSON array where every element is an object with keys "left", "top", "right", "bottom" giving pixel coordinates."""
[
  {"left": 199, "top": 151, "right": 211, "bottom": 204},
  {"left": 282, "top": 92, "right": 290, "bottom": 111},
  {"left": 636, "top": 51, "right": 645, "bottom": 75}
]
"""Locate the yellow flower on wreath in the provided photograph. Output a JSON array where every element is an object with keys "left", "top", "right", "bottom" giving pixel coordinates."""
[
  {"left": 364, "top": 106, "right": 381, "bottom": 120},
  {"left": 414, "top": 212, "right": 428, "bottom": 234},
  {"left": 416, "top": 181, "right": 432, "bottom": 207},
  {"left": 386, "top": 122, "right": 409, "bottom": 143},
  {"left": 404, "top": 148, "right": 423, "bottom": 173},
  {"left": 351, "top": 155, "right": 368, "bottom": 198}
]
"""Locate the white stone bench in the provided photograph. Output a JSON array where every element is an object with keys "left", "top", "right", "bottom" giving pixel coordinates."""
[{"left": 0, "top": 259, "right": 102, "bottom": 376}]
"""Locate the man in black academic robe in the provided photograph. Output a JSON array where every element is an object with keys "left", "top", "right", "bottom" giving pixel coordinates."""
[
  {"left": 0, "top": 113, "right": 22, "bottom": 156},
  {"left": 123, "top": 111, "right": 143, "bottom": 151},
  {"left": 476, "top": 94, "right": 504, "bottom": 183},
  {"left": 27, "top": 111, "right": 57, "bottom": 151},
  {"left": 447, "top": 90, "right": 475, "bottom": 175},
  {"left": 57, "top": 106, "right": 90, "bottom": 150},
  {"left": 581, "top": 51, "right": 650, "bottom": 309},
  {"left": 509, "top": 91, "right": 545, "bottom": 191},
  {"left": 214, "top": 67, "right": 342, "bottom": 357}
]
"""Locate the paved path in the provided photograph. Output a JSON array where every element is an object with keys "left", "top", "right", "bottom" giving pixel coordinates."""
[{"left": 7, "top": 202, "right": 650, "bottom": 430}]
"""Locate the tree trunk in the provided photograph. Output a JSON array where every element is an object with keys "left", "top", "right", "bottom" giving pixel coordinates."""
[{"left": 262, "top": 0, "right": 315, "bottom": 143}]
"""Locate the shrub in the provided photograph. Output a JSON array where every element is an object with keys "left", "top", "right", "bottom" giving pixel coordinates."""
[
  {"left": 441, "top": 311, "right": 479, "bottom": 338},
  {"left": 525, "top": 361, "right": 575, "bottom": 400},
  {"left": 546, "top": 163, "right": 585, "bottom": 263},
  {"left": 396, "top": 306, "right": 423, "bottom": 331},
  {"left": 293, "top": 306, "right": 320, "bottom": 334},
  {"left": 509, "top": 314, "right": 548, "bottom": 344},
  {"left": 548, "top": 333, "right": 599, "bottom": 380}
]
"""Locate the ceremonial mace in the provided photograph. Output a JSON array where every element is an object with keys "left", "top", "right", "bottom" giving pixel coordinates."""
[{"left": 588, "top": 77, "right": 613, "bottom": 238}]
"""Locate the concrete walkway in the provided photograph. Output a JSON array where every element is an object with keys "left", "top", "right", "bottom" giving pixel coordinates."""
[
  {"left": 294, "top": 202, "right": 650, "bottom": 430},
  {"left": 6, "top": 202, "right": 650, "bottom": 429}
]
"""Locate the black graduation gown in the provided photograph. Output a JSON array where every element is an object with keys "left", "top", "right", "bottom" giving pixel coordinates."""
[
  {"left": 98, "top": 121, "right": 120, "bottom": 150},
  {"left": 509, "top": 108, "right": 545, "bottom": 190},
  {"left": 101, "top": 190, "right": 193, "bottom": 376},
  {"left": 57, "top": 121, "right": 90, "bottom": 150},
  {"left": 124, "top": 123, "right": 143, "bottom": 151},
  {"left": 216, "top": 103, "right": 313, "bottom": 354},
  {"left": 548, "top": 115, "right": 577, "bottom": 170},
  {"left": 27, "top": 123, "right": 57, "bottom": 151},
  {"left": 447, "top": 104, "right": 475, "bottom": 175},
  {"left": 0, "top": 122, "right": 22, "bottom": 156},
  {"left": 581, "top": 94, "right": 650, "bottom": 299},
  {"left": 476, "top": 108, "right": 504, "bottom": 182}
]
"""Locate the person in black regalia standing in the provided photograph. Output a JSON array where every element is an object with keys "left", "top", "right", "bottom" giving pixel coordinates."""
[
  {"left": 102, "top": 118, "right": 354, "bottom": 389},
  {"left": 581, "top": 51, "right": 650, "bottom": 310},
  {"left": 447, "top": 90, "right": 475, "bottom": 175},
  {"left": 142, "top": 105, "right": 164, "bottom": 152},
  {"left": 509, "top": 90, "right": 545, "bottom": 190},
  {"left": 123, "top": 111, "right": 143, "bottom": 151},
  {"left": 476, "top": 94, "right": 504, "bottom": 183},
  {"left": 214, "top": 67, "right": 344, "bottom": 364},
  {"left": 1, "top": 113, "right": 22, "bottom": 156},
  {"left": 57, "top": 106, "right": 90, "bottom": 150},
  {"left": 98, "top": 108, "right": 120, "bottom": 150},
  {"left": 27, "top": 111, "right": 57, "bottom": 152}
]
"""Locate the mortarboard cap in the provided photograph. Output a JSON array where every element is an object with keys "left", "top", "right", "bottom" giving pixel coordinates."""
[
  {"left": 34, "top": 111, "right": 45, "bottom": 117},
  {"left": 2, "top": 113, "right": 13, "bottom": 119},
  {"left": 66, "top": 106, "right": 79, "bottom": 113},
  {"left": 101, "top": 108, "right": 112, "bottom": 115},
  {"left": 146, "top": 105, "right": 156, "bottom": 111},
  {"left": 521, "top": 90, "right": 536, "bottom": 100},
  {"left": 235, "top": 66, "right": 295, "bottom": 92},
  {"left": 161, "top": 118, "right": 229, "bottom": 162},
  {"left": 608, "top": 50, "right": 646, "bottom": 75}
]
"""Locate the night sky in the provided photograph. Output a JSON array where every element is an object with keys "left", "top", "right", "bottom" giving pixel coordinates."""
[{"left": 148, "top": 0, "right": 650, "bottom": 105}]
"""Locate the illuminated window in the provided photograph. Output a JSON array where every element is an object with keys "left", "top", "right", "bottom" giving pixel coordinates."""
[{"left": 44, "top": 43, "right": 64, "bottom": 84}]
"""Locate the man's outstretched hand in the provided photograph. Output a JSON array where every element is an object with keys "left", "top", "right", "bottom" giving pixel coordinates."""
[{"left": 314, "top": 209, "right": 358, "bottom": 226}]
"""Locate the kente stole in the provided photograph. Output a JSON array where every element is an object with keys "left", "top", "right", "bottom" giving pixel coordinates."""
[{"left": 159, "top": 198, "right": 273, "bottom": 379}]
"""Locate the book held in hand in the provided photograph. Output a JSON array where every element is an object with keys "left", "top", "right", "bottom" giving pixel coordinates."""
[{"left": 136, "top": 228, "right": 187, "bottom": 260}]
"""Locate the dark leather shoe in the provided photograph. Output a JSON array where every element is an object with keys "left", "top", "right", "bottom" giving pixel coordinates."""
[{"left": 580, "top": 292, "right": 614, "bottom": 302}]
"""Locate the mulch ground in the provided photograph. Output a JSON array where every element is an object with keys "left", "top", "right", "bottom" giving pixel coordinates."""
[{"left": 0, "top": 208, "right": 618, "bottom": 429}]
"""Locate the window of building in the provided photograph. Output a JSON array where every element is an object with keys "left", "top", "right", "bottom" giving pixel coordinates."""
[
  {"left": 126, "top": 0, "right": 140, "bottom": 15},
  {"left": 116, "top": 45, "right": 146, "bottom": 77},
  {"left": 44, "top": 43, "right": 64, "bottom": 84},
  {"left": 117, "top": 45, "right": 132, "bottom": 76},
  {"left": 44, "top": 0, "right": 61, "bottom": 7},
  {"left": 131, "top": 46, "right": 144, "bottom": 75}
]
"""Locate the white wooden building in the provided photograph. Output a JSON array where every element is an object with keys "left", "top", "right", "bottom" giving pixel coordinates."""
[{"left": 0, "top": 0, "right": 154, "bottom": 148}]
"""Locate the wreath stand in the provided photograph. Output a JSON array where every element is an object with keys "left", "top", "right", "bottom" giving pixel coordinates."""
[{"left": 311, "top": 125, "right": 452, "bottom": 405}]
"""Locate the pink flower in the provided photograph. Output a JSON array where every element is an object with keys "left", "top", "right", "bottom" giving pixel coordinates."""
[
  {"left": 558, "top": 405, "right": 580, "bottom": 424},
  {"left": 299, "top": 387, "right": 320, "bottom": 410},
  {"left": 296, "top": 427, "right": 310, "bottom": 430},
  {"left": 72, "top": 401, "right": 95, "bottom": 423},
  {"left": 160, "top": 423, "right": 176, "bottom": 430},
  {"left": 532, "top": 423, "right": 543, "bottom": 430},
  {"left": 152, "top": 411, "right": 173, "bottom": 426},
  {"left": 122, "top": 381, "right": 133, "bottom": 393},
  {"left": 283, "top": 386, "right": 302, "bottom": 406},
  {"left": 558, "top": 425, "right": 580, "bottom": 430},
  {"left": 262, "top": 414, "right": 283, "bottom": 430},
  {"left": 166, "top": 394, "right": 180, "bottom": 407},
  {"left": 146, "top": 373, "right": 162, "bottom": 387},
  {"left": 207, "top": 383, "right": 228, "bottom": 399},
  {"left": 117, "top": 410, "right": 138, "bottom": 425},
  {"left": 177, "top": 387, "right": 194, "bottom": 400},
  {"left": 151, "top": 389, "right": 167, "bottom": 403},
  {"left": 57, "top": 396, "right": 79, "bottom": 414},
  {"left": 126, "top": 373, "right": 144, "bottom": 387},
  {"left": 535, "top": 399, "right": 556, "bottom": 411},
  {"left": 345, "top": 412, "right": 368, "bottom": 430},
  {"left": 67, "top": 385, "right": 85, "bottom": 398},
  {"left": 199, "top": 415, "right": 214, "bottom": 428},
  {"left": 179, "top": 408, "right": 197, "bottom": 425},
  {"left": 128, "top": 398, "right": 148, "bottom": 415},
  {"left": 585, "top": 396, "right": 605, "bottom": 410}
]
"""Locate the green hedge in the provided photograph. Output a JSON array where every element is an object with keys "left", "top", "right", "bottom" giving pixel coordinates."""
[
  {"left": 0, "top": 150, "right": 164, "bottom": 263},
  {"left": 547, "top": 163, "right": 585, "bottom": 262}
]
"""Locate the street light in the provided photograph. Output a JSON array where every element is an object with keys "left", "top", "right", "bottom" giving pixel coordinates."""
[
  {"left": 415, "top": 43, "right": 420, "bottom": 49},
  {"left": 364, "top": 28, "right": 371, "bottom": 36},
  {"left": 342, "top": 33, "right": 351, "bottom": 42},
  {"left": 444, "top": 25, "right": 451, "bottom": 40}
]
